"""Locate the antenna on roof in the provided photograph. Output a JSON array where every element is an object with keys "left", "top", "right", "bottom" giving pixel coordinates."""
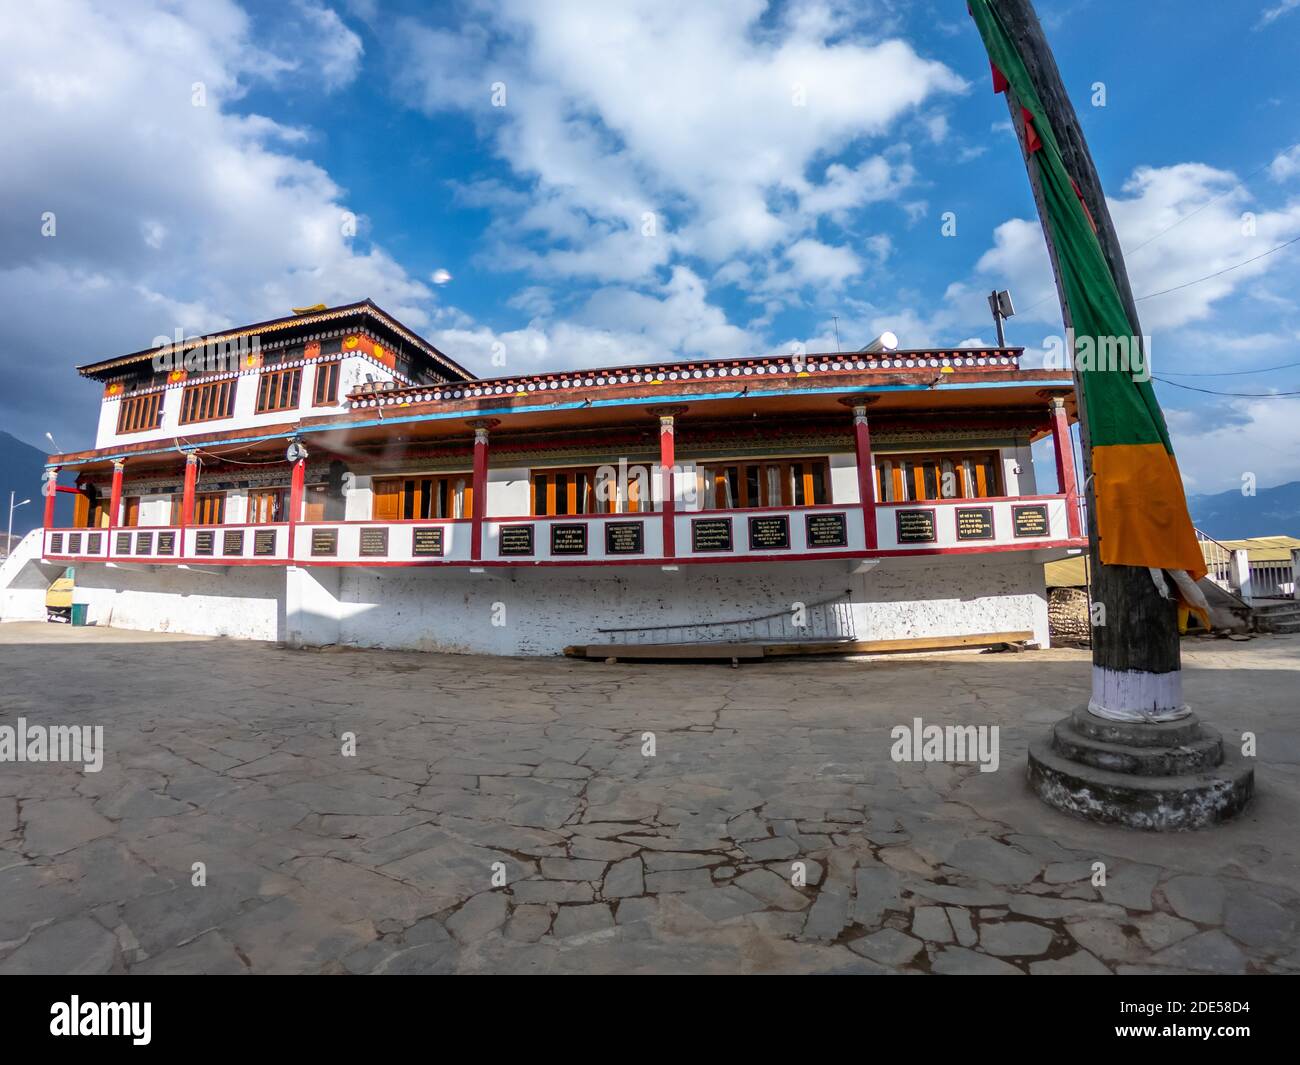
[{"left": 988, "top": 290, "right": 1015, "bottom": 347}]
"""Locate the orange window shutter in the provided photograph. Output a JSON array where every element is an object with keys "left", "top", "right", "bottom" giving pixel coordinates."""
[
  {"left": 372, "top": 479, "right": 400, "bottom": 521},
  {"left": 304, "top": 487, "right": 326, "bottom": 522},
  {"left": 462, "top": 481, "right": 473, "bottom": 519}
]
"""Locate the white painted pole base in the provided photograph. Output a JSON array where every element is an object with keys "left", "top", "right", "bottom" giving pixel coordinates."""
[{"left": 1088, "top": 665, "right": 1191, "bottom": 723}]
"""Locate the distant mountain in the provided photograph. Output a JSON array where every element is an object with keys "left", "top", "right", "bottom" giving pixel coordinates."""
[
  {"left": 1189, "top": 480, "right": 1300, "bottom": 541},
  {"left": 0, "top": 431, "right": 73, "bottom": 536}
]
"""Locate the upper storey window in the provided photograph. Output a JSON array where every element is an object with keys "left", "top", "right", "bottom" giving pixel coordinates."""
[
  {"left": 180, "top": 379, "right": 236, "bottom": 424},
  {"left": 312, "top": 361, "right": 340, "bottom": 406},
  {"left": 116, "top": 392, "right": 163, "bottom": 434},
  {"left": 256, "top": 366, "right": 301, "bottom": 413},
  {"left": 875, "top": 450, "right": 1002, "bottom": 502}
]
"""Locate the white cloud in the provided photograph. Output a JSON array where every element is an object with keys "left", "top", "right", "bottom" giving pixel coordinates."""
[
  {"left": 1257, "top": 0, "right": 1300, "bottom": 28},
  {"left": 288, "top": 1, "right": 364, "bottom": 92},
  {"left": 1269, "top": 144, "right": 1300, "bottom": 182},
  {"left": 782, "top": 238, "right": 865, "bottom": 289},
  {"left": 432, "top": 266, "right": 759, "bottom": 376},
  {"left": 0, "top": 0, "right": 430, "bottom": 448},
  {"left": 962, "top": 163, "right": 1300, "bottom": 334},
  {"left": 1166, "top": 396, "right": 1300, "bottom": 494},
  {"left": 395, "top": 0, "right": 963, "bottom": 277}
]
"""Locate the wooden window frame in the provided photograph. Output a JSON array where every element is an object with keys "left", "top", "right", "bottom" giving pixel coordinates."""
[
  {"left": 694, "top": 457, "right": 829, "bottom": 510},
  {"left": 179, "top": 378, "right": 236, "bottom": 425},
  {"left": 255, "top": 367, "right": 302, "bottom": 413},
  {"left": 247, "top": 488, "right": 289, "bottom": 524},
  {"left": 874, "top": 450, "right": 1003, "bottom": 502},
  {"left": 529, "top": 465, "right": 638, "bottom": 516},
  {"left": 115, "top": 392, "right": 164, "bottom": 434},
  {"left": 191, "top": 492, "right": 225, "bottom": 526},
  {"left": 372, "top": 475, "right": 474, "bottom": 521},
  {"left": 312, "top": 361, "right": 340, "bottom": 407}
]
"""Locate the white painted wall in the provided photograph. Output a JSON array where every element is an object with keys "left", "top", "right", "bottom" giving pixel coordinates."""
[
  {"left": 345, "top": 475, "right": 373, "bottom": 520},
  {"left": 92, "top": 354, "right": 401, "bottom": 450},
  {"left": 0, "top": 530, "right": 54, "bottom": 621},
  {"left": 830, "top": 452, "right": 859, "bottom": 504},
  {"left": 7, "top": 548, "right": 1051, "bottom": 654},
  {"left": 334, "top": 554, "right": 1048, "bottom": 654},
  {"left": 488, "top": 468, "right": 530, "bottom": 517},
  {"left": 70, "top": 563, "right": 283, "bottom": 640}
]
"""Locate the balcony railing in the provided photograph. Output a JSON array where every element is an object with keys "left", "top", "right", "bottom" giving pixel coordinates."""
[{"left": 40, "top": 493, "right": 1079, "bottom": 568}]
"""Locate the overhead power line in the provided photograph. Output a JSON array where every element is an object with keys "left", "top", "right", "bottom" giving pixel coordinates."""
[
  {"left": 1124, "top": 137, "right": 1299, "bottom": 255},
  {"left": 1136, "top": 234, "right": 1300, "bottom": 302},
  {"left": 1157, "top": 359, "right": 1300, "bottom": 377},
  {"left": 1152, "top": 375, "right": 1300, "bottom": 397}
]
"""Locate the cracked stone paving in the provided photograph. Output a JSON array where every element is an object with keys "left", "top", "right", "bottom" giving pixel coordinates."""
[{"left": 1, "top": 623, "right": 1298, "bottom": 974}]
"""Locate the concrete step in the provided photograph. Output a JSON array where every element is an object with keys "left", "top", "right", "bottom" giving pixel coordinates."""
[
  {"left": 1027, "top": 737, "right": 1254, "bottom": 831},
  {"left": 1259, "top": 619, "right": 1300, "bottom": 634},
  {"left": 1252, "top": 600, "right": 1300, "bottom": 612},
  {"left": 1051, "top": 719, "right": 1223, "bottom": 777},
  {"left": 1069, "top": 707, "right": 1202, "bottom": 748}
]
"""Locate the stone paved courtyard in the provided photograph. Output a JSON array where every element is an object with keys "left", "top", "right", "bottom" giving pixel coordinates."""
[{"left": 2, "top": 621, "right": 1298, "bottom": 975}]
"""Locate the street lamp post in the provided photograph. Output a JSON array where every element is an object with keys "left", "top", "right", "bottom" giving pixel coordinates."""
[{"left": 6, "top": 492, "right": 31, "bottom": 558}]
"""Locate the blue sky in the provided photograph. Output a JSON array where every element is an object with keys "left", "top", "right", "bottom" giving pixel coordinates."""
[{"left": 2, "top": 0, "right": 1298, "bottom": 493}]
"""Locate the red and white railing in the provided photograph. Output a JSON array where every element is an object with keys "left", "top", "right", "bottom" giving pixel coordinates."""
[{"left": 40, "top": 493, "right": 1080, "bottom": 568}]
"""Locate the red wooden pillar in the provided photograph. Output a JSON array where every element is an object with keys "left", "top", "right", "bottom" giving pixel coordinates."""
[
  {"left": 850, "top": 403, "right": 878, "bottom": 550},
  {"left": 43, "top": 466, "right": 59, "bottom": 528},
  {"left": 287, "top": 455, "right": 306, "bottom": 558},
  {"left": 107, "top": 459, "right": 125, "bottom": 530},
  {"left": 469, "top": 422, "right": 492, "bottom": 561},
  {"left": 180, "top": 452, "right": 199, "bottom": 527},
  {"left": 658, "top": 413, "right": 677, "bottom": 558},
  {"left": 1049, "top": 396, "right": 1082, "bottom": 538}
]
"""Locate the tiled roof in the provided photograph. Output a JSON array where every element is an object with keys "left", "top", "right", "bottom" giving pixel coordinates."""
[
  {"left": 75, "top": 299, "right": 474, "bottom": 382},
  {"left": 348, "top": 348, "right": 1027, "bottom": 409}
]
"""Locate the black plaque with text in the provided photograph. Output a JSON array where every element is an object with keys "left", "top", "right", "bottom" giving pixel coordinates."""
[
  {"left": 604, "top": 521, "right": 644, "bottom": 555},
  {"left": 135, "top": 532, "right": 153, "bottom": 555},
  {"left": 359, "top": 527, "right": 388, "bottom": 557},
  {"left": 412, "top": 527, "right": 445, "bottom": 557},
  {"left": 114, "top": 531, "right": 132, "bottom": 554},
  {"left": 956, "top": 506, "right": 995, "bottom": 541},
  {"left": 222, "top": 530, "right": 244, "bottom": 556},
  {"left": 1012, "top": 504, "right": 1050, "bottom": 538},
  {"left": 310, "top": 528, "right": 338, "bottom": 556},
  {"left": 254, "top": 529, "right": 278, "bottom": 556},
  {"left": 67, "top": 533, "right": 82, "bottom": 554},
  {"left": 194, "top": 531, "right": 214, "bottom": 556},
  {"left": 896, "top": 509, "right": 937, "bottom": 544},
  {"left": 550, "top": 523, "right": 588, "bottom": 556},
  {"left": 805, "top": 512, "right": 848, "bottom": 548},
  {"left": 156, "top": 531, "right": 176, "bottom": 555},
  {"left": 50, "top": 533, "right": 64, "bottom": 553},
  {"left": 691, "top": 517, "right": 732, "bottom": 552},
  {"left": 748, "top": 514, "right": 790, "bottom": 551},
  {"left": 499, "top": 524, "right": 535, "bottom": 556},
  {"left": 87, "top": 533, "right": 102, "bottom": 553}
]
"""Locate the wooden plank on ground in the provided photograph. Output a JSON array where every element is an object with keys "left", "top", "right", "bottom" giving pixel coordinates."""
[
  {"left": 568, "top": 643, "right": 766, "bottom": 660},
  {"left": 566, "top": 631, "right": 1035, "bottom": 660},
  {"left": 761, "top": 631, "right": 1035, "bottom": 656}
]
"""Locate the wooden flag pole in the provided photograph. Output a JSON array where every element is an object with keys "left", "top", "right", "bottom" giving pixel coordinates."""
[
  {"left": 992, "top": 0, "right": 1183, "bottom": 719},
  {"left": 983, "top": 0, "right": 1253, "bottom": 827}
]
